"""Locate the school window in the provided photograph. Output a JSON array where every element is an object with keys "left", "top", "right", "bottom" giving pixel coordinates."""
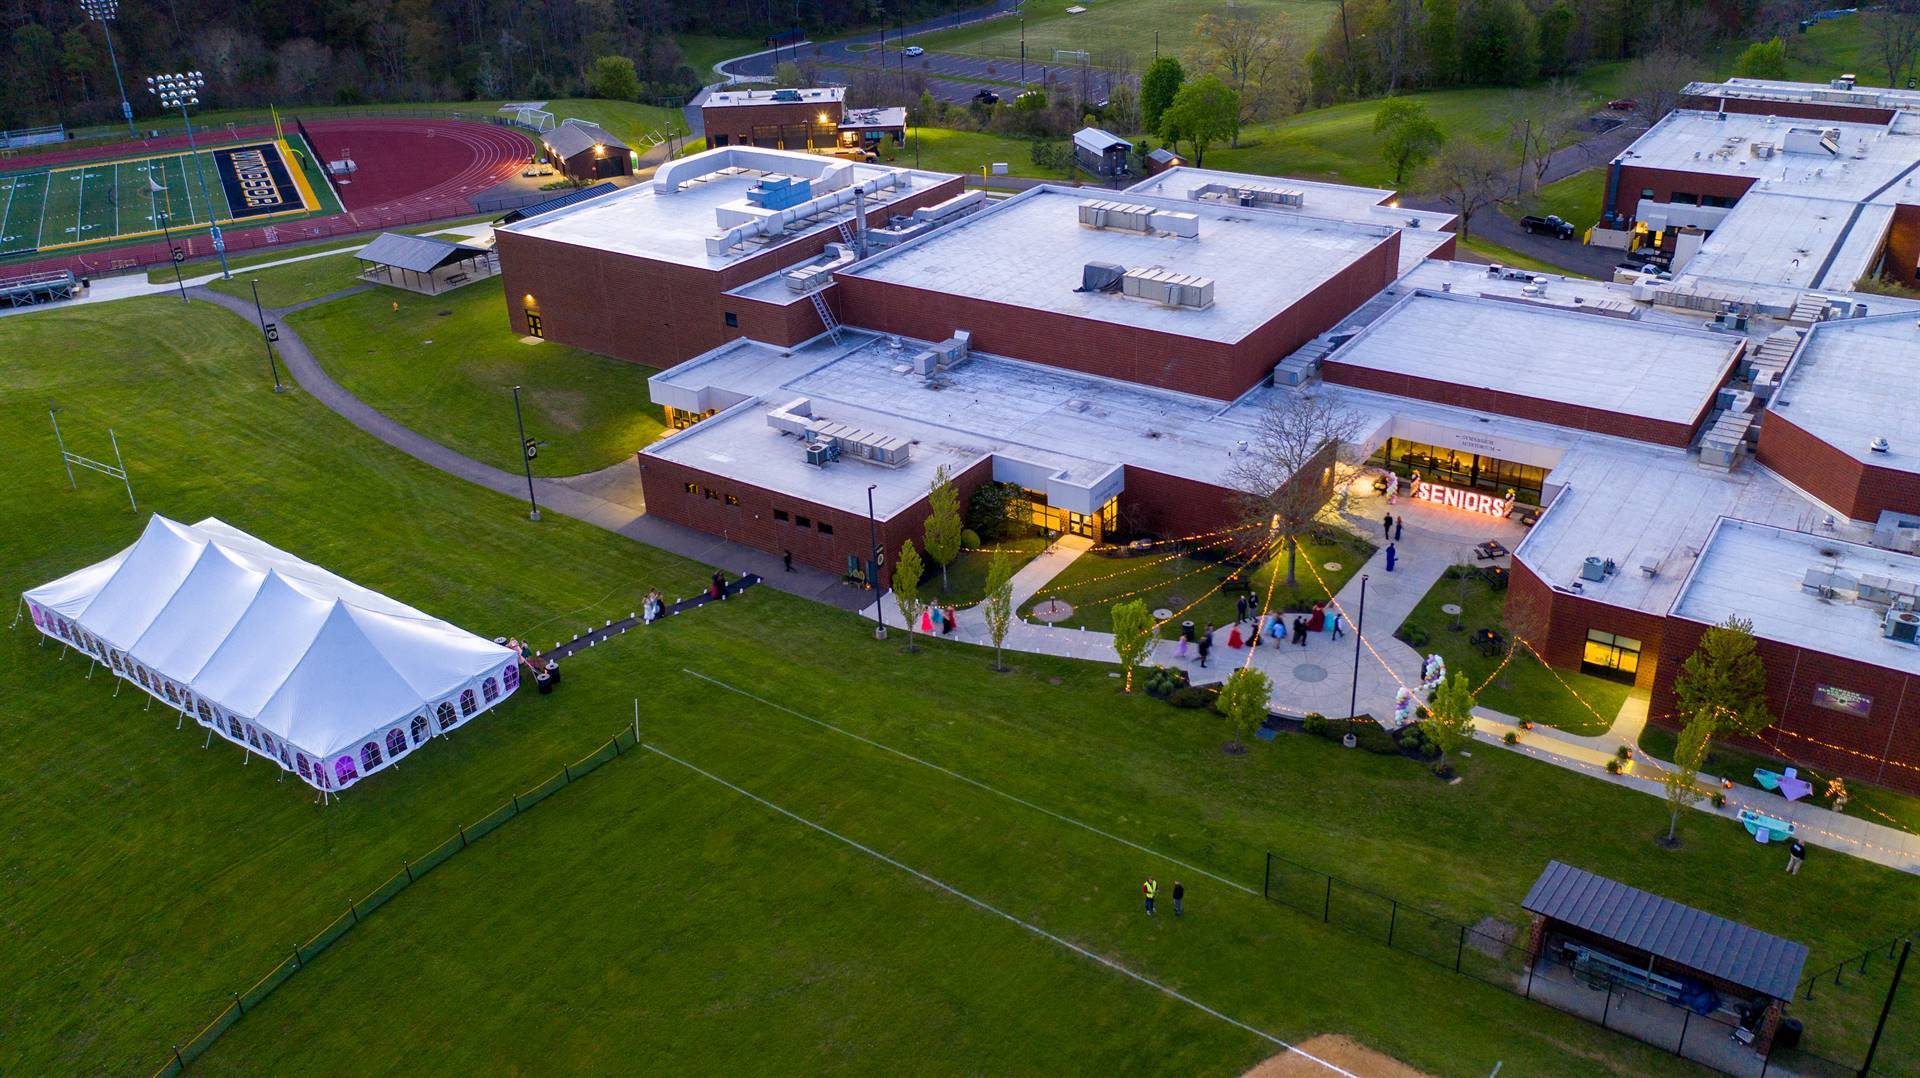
[
  {"left": 1640, "top": 188, "right": 1655, "bottom": 199},
  {"left": 724, "top": 311, "right": 738, "bottom": 327},
  {"left": 725, "top": 494, "right": 740, "bottom": 506},
  {"left": 774, "top": 509, "right": 789, "bottom": 522},
  {"left": 683, "top": 482, "right": 698, "bottom": 495},
  {"left": 704, "top": 487, "right": 719, "bottom": 500},
  {"left": 1581, "top": 629, "right": 1642, "bottom": 684},
  {"left": 795, "top": 515, "right": 811, "bottom": 528},
  {"left": 816, "top": 522, "right": 833, "bottom": 535}
]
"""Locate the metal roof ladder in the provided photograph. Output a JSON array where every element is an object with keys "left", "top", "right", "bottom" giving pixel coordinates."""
[{"left": 809, "top": 286, "right": 843, "bottom": 345}]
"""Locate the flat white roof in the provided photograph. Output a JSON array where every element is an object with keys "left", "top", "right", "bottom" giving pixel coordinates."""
[
  {"left": 1684, "top": 77, "right": 1920, "bottom": 114},
  {"left": 1324, "top": 290, "right": 1741, "bottom": 426},
  {"left": 841, "top": 107, "right": 906, "bottom": 129},
  {"left": 704, "top": 86, "right": 845, "bottom": 109},
  {"left": 1677, "top": 192, "right": 1891, "bottom": 291},
  {"left": 1614, "top": 109, "right": 1918, "bottom": 204},
  {"left": 499, "top": 147, "right": 948, "bottom": 269},
  {"left": 837, "top": 184, "right": 1396, "bottom": 342},
  {"left": 1672, "top": 518, "right": 1920, "bottom": 677},
  {"left": 1126, "top": 166, "right": 1456, "bottom": 275},
  {"left": 1774, "top": 313, "right": 1920, "bottom": 475}
]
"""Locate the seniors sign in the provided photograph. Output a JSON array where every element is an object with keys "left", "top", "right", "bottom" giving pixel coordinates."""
[{"left": 1411, "top": 479, "right": 1515, "bottom": 518}]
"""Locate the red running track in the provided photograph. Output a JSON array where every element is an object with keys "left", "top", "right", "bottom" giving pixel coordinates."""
[{"left": 4, "top": 118, "right": 533, "bottom": 279}]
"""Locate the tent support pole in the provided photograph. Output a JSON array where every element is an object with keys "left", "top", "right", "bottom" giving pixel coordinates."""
[
  {"left": 86, "top": 659, "right": 97, "bottom": 679},
  {"left": 203, "top": 728, "right": 214, "bottom": 749},
  {"left": 175, "top": 711, "right": 184, "bottom": 730},
  {"left": 112, "top": 679, "right": 122, "bottom": 696},
  {"left": 9, "top": 596, "right": 23, "bottom": 630}
]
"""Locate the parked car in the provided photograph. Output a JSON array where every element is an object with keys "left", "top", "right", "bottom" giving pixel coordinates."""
[
  {"left": 972, "top": 89, "right": 1001, "bottom": 105},
  {"left": 904, "top": 45, "right": 925, "bottom": 57},
  {"left": 1607, "top": 99, "right": 1638, "bottom": 111},
  {"left": 1520, "top": 214, "right": 1577, "bottom": 240}
]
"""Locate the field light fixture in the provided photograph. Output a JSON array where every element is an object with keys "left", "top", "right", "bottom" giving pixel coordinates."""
[
  {"left": 79, "top": 0, "right": 137, "bottom": 137},
  {"left": 146, "top": 71, "right": 230, "bottom": 279}
]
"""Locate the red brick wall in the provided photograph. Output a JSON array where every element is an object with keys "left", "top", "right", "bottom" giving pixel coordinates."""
[
  {"left": 1510, "top": 559, "right": 1667, "bottom": 692},
  {"left": 1884, "top": 203, "right": 1920, "bottom": 289},
  {"left": 1757, "top": 412, "right": 1920, "bottom": 522},
  {"left": 1677, "top": 94, "right": 1895, "bottom": 126},
  {"left": 1650, "top": 616, "right": 1920, "bottom": 795},
  {"left": 497, "top": 176, "right": 963, "bottom": 369},
  {"left": 637, "top": 451, "right": 993, "bottom": 584},
  {"left": 1608, "top": 165, "right": 1757, "bottom": 219},
  {"left": 701, "top": 101, "right": 845, "bottom": 148},
  {"left": 1319, "top": 361, "right": 1718, "bottom": 447},
  {"left": 1119, "top": 466, "right": 1242, "bottom": 538},
  {"left": 834, "top": 234, "right": 1399, "bottom": 400}
]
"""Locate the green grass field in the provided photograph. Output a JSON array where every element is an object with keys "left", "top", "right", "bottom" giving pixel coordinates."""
[
  {"left": 0, "top": 135, "right": 338, "bottom": 261},
  {"left": 289, "top": 283, "right": 665, "bottom": 476},
  {"left": 915, "top": 0, "right": 1334, "bottom": 65}
]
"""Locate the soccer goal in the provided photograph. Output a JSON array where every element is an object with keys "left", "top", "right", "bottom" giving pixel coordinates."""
[
  {"left": 1054, "top": 49, "right": 1089, "bottom": 63},
  {"left": 514, "top": 107, "right": 556, "bottom": 133}
]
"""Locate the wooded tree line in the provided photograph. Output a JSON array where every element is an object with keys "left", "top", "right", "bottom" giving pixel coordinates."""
[
  {"left": 0, "top": 0, "right": 972, "bottom": 130},
  {"left": 1307, "top": 0, "right": 1819, "bottom": 103}
]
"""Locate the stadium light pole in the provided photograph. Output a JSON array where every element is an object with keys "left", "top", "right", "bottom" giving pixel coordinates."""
[
  {"left": 80, "top": 0, "right": 137, "bottom": 138},
  {"left": 511, "top": 385, "right": 541, "bottom": 521},
  {"left": 146, "top": 71, "right": 230, "bottom": 281}
]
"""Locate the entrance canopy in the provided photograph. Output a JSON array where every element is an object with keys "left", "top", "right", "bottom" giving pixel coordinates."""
[{"left": 24, "top": 516, "right": 518, "bottom": 794}]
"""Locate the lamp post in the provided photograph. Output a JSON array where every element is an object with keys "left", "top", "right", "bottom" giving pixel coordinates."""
[
  {"left": 867, "top": 483, "right": 887, "bottom": 638},
  {"left": 511, "top": 385, "right": 541, "bottom": 521},
  {"left": 1348, "top": 573, "right": 1369, "bottom": 720},
  {"left": 80, "top": 0, "right": 137, "bottom": 138},
  {"left": 146, "top": 71, "right": 231, "bottom": 281},
  {"left": 248, "top": 280, "right": 285, "bottom": 392},
  {"left": 1020, "top": 17, "right": 1026, "bottom": 87},
  {"left": 152, "top": 206, "right": 187, "bottom": 303}
]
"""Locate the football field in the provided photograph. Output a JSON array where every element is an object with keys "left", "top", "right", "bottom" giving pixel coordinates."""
[{"left": 0, "top": 135, "right": 331, "bottom": 259}]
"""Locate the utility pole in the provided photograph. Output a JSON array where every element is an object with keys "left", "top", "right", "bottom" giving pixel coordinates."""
[
  {"left": 511, "top": 386, "right": 541, "bottom": 521},
  {"left": 1348, "top": 574, "right": 1369, "bottom": 719}
]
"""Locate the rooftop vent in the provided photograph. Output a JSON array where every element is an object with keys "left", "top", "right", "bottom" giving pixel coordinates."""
[
  {"left": 1122, "top": 266, "right": 1215, "bottom": 309},
  {"left": 771, "top": 88, "right": 803, "bottom": 102},
  {"left": 1872, "top": 436, "right": 1892, "bottom": 453}
]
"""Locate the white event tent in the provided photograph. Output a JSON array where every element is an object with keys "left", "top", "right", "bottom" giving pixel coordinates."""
[{"left": 23, "top": 515, "right": 519, "bottom": 793}]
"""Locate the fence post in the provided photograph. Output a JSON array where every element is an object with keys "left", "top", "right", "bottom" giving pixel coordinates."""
[
  {"left": 174, "top": 1045, "right": 184, "bottom": 1069},
  {"left": 404, "top": 858, "right": 414, "bottom": 883},
  {"left": 459, "top": 824, "right": 468, "bottom": 848},
  {"left": 1456, "top": 924, "right": 1466, "bottom": 973},
  {"left": 292, "top": 946, "right": 303, "bottom": 969},
  {"left": 1601, "top": 981, "right": 1613, "bottom": 1028},
  {"left": 1388, "top": 900, "right": 1399, "bottom": 948},
  {"left": 564, "top": 763, "right": 573, "bottom": 782},
  {"left": 1322, "top": 874, "right": 1332, "bottom": 922},
  {"left": 513, "top": 794, "right": 521, "bottom": 813},
  {"left": 233, "top": 990, "right": 245, "bottom": 1016},
  {"left": 612, "top": 735, "right": 621, "bottom": 756},
  {"left": 1262, "top": 852, "right": 1270, "bottom": 900},
  {"left": 349, "top": 902, "right": 359, "bottom": 925}
]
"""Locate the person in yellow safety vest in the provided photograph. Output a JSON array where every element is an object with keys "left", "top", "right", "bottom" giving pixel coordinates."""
[{"left": 1143, "top": 877, "right": 1157, "bottom": 916}]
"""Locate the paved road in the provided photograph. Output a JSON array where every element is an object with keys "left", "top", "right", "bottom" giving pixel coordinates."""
[{"left": 189, "top": 285, "right": 874, "bottom": 613}]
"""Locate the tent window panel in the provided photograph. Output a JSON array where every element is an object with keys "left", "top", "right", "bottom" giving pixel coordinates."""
[
  {"left": 261, "top": 733, "right": 277, "bottom": 754},
  {"left": 482, "top": 676, "right": 500, "bottom": 703},
  {"left": 196, "top": 701, "right": 216, "bottom": 726},
  {"left": 387, "top": 728, "right": 408, "bottom": 757},
  {"left": 411, "top": 715, "right": 430, "bottom": 744},
  {"left": 226, "top": 716, "right": 244, "bottom": 739},
  {"left": 335, "top": 756, "right": 358, "bottom": 784},
  {"left": 297, "top": 754, "right": 311, "bottom": 778},
  {"left": 504, "top": 664, "right": 519, "bottom": 693},
  {"left": 278, "top": 745, "right": 292, "bottom": 767},
  {"left": 437, "top": 701, "right": 458, "bottom": 730},
  {"left": 460, "top": 689, "right": 478, "bottom": 717},
  {"left": 246, "top": 726, "right": 263, "bottom": 749},
  {"left": 360, "top": 742, "right": 384, "bottom": 771}
]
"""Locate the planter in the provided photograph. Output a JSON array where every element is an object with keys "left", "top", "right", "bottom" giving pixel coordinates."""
[{"left": 1342, "top": 733, "right": 1357, "bottom": 749}]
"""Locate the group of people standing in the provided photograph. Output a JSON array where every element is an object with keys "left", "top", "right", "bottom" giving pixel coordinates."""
[
  {"left": 919, "top": 603, "right": 959, "bottom": 636},
  {"left": 1171, "top": 594, "right": 1346, "bottom": 668}
]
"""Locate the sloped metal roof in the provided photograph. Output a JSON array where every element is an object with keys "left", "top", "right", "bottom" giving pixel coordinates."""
[
  {"left": 1523, "top": 861, "right": 1808, "bottom": 1000},
  {"left": 356, "top": 232, "right": 488, "bottom": 274},
  {"left": 544, "top": 121, "right": 629, "bottom": 160},
  {"left": 499, "top": 182, "right": 619, "bottom": 223}
]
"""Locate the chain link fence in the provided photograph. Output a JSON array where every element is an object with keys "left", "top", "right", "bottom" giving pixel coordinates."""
[
  {"left": 151, "top": 723, "right": 640, "bottom": 1076},
  {"left": 1263, "top": 852, "right": 1904, "bottom": 1077}
]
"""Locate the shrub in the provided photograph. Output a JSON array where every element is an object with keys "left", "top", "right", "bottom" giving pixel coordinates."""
[
  {"left": 1711, "top": 791, "right": 1727, "bottom": 808},
  {"left": 1429, "top": 760, "right": 1455, "bottom": 779},
  {"left": 1615, "top": 744, "right": 1633, "bottom": 761},
  {"left": 1605, "top": 758, "right": 1623, "bottom": 775},
  {"left": 1502, "top": 730, "right": 1519, "bottom": 745},
  {"left": 1168, "top": 685, "right": 1216, "bottom": 709},
  {"left": 960, "top": 528, "right": 982, "bottom": 550},
  {"left": 1301, "top": 713, "right": 1329, "bottom": 736},
  {"left": 1219, "top": 576, "right": 1252, "bottom": 592},
  {"left": 1143, "top": 665, "right": 1189, "bottom": 699}
]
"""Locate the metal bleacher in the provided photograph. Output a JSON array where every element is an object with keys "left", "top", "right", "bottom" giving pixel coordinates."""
[{"left": 1, "top": 269, "right": 78, "bottom": 308}]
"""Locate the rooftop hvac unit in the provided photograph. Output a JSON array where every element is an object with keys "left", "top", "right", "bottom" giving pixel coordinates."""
[
  {"left": 1076, "top": 261, "right": 1127, "bottom": 293},
  {"left": 1581, "top": 556, "right": 1608, "bottom": 583},
  {"left": 1077, "top": 199, "right": 1156, "bottom": 233},
  {"left": 1122, "top": 266, "right": 1214, "bottom": 308},
  {"left": 1885, "top": 609, "right": 1920, "bottom": 644},
  {"left": 805, "top": 442, "right": 836, "bottom": 466}
]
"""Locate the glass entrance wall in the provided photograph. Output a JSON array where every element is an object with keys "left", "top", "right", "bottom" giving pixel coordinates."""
[
  {"left": 1018, "top": 488, "right": 1118, "bottom": 541},
  {"left": 663, "top": 406, "right": 716, "bottom": 430},
  {"left": 1581, "top": 629, "right": 1642, "bottom": 684},
  {"left": 1367, "top": 437, "right": 1549, "bottom": 506}
]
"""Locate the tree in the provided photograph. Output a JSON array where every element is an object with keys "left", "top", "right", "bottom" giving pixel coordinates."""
[
  {"left": 1535, "top": 2, "right": 1577, "bottom": 78},
  {"left": 983, "top": 556, "right": 1016, "bottom": 672},
  {"left": 892, "top": 539, "right": 925, "bottom": 653},
  {"left": 1422, "top": 0, "right": 1460, "bottom": 86},
  {"left": 1425, "top": 672, "right": 1477, "bottom": 776},
  {"left": 274, "top": 38, "right": 334, "bottom": 102},
  {"left": 1732, "top": 36, "right": 1789, "bottom": 80},
  {"left": 1141, "top": 56, "right": 1185, "bottom": 134},
  {"left": 1215, "top": 667, "right": 1275, "bottom": 751},
  {"left": 773, "top": 61, "right": 805, "bottom": 88},
  {"left": 1111, "top": 599, "right": 1157, "bottom": 692},
  {"left": 1622, "top": 47, "right": 1703, "bottom": 128},
  {"left": 1874, "top": 3, "right": 1920, "bottom": 90},
  {"left": 1457, "top": 0, "right": 1536, "bottom": 86},
  {"left": 923, "top": 465, "right": 962, "bottom": 593},
  {"left": 1160, "top": 75, "right": 1239, "bottom": 168},
  {"left": 588, "top": 55, "right": 641, "bottom": 101},
  {"left": 1420, "top": 139, "right": 1512, "bottom": 239},
  {"left": 1674, "top": 616, "right": 1775, "bottom": 738},
  {"left": 1225, "top": 393, "right": 1359, "bottom": 589},
  {"left": 59, "top": 30, "right": 97, "bottom": 99},
  {"left": 1661, "top": 715, "right": 1713, "bottom": 846},
  {"left": 1193, "top": 8, "right": 1304, "bottom": 145},
  {"left": 1375, "top": 98, "right": 1445, "bottom": 185}
]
